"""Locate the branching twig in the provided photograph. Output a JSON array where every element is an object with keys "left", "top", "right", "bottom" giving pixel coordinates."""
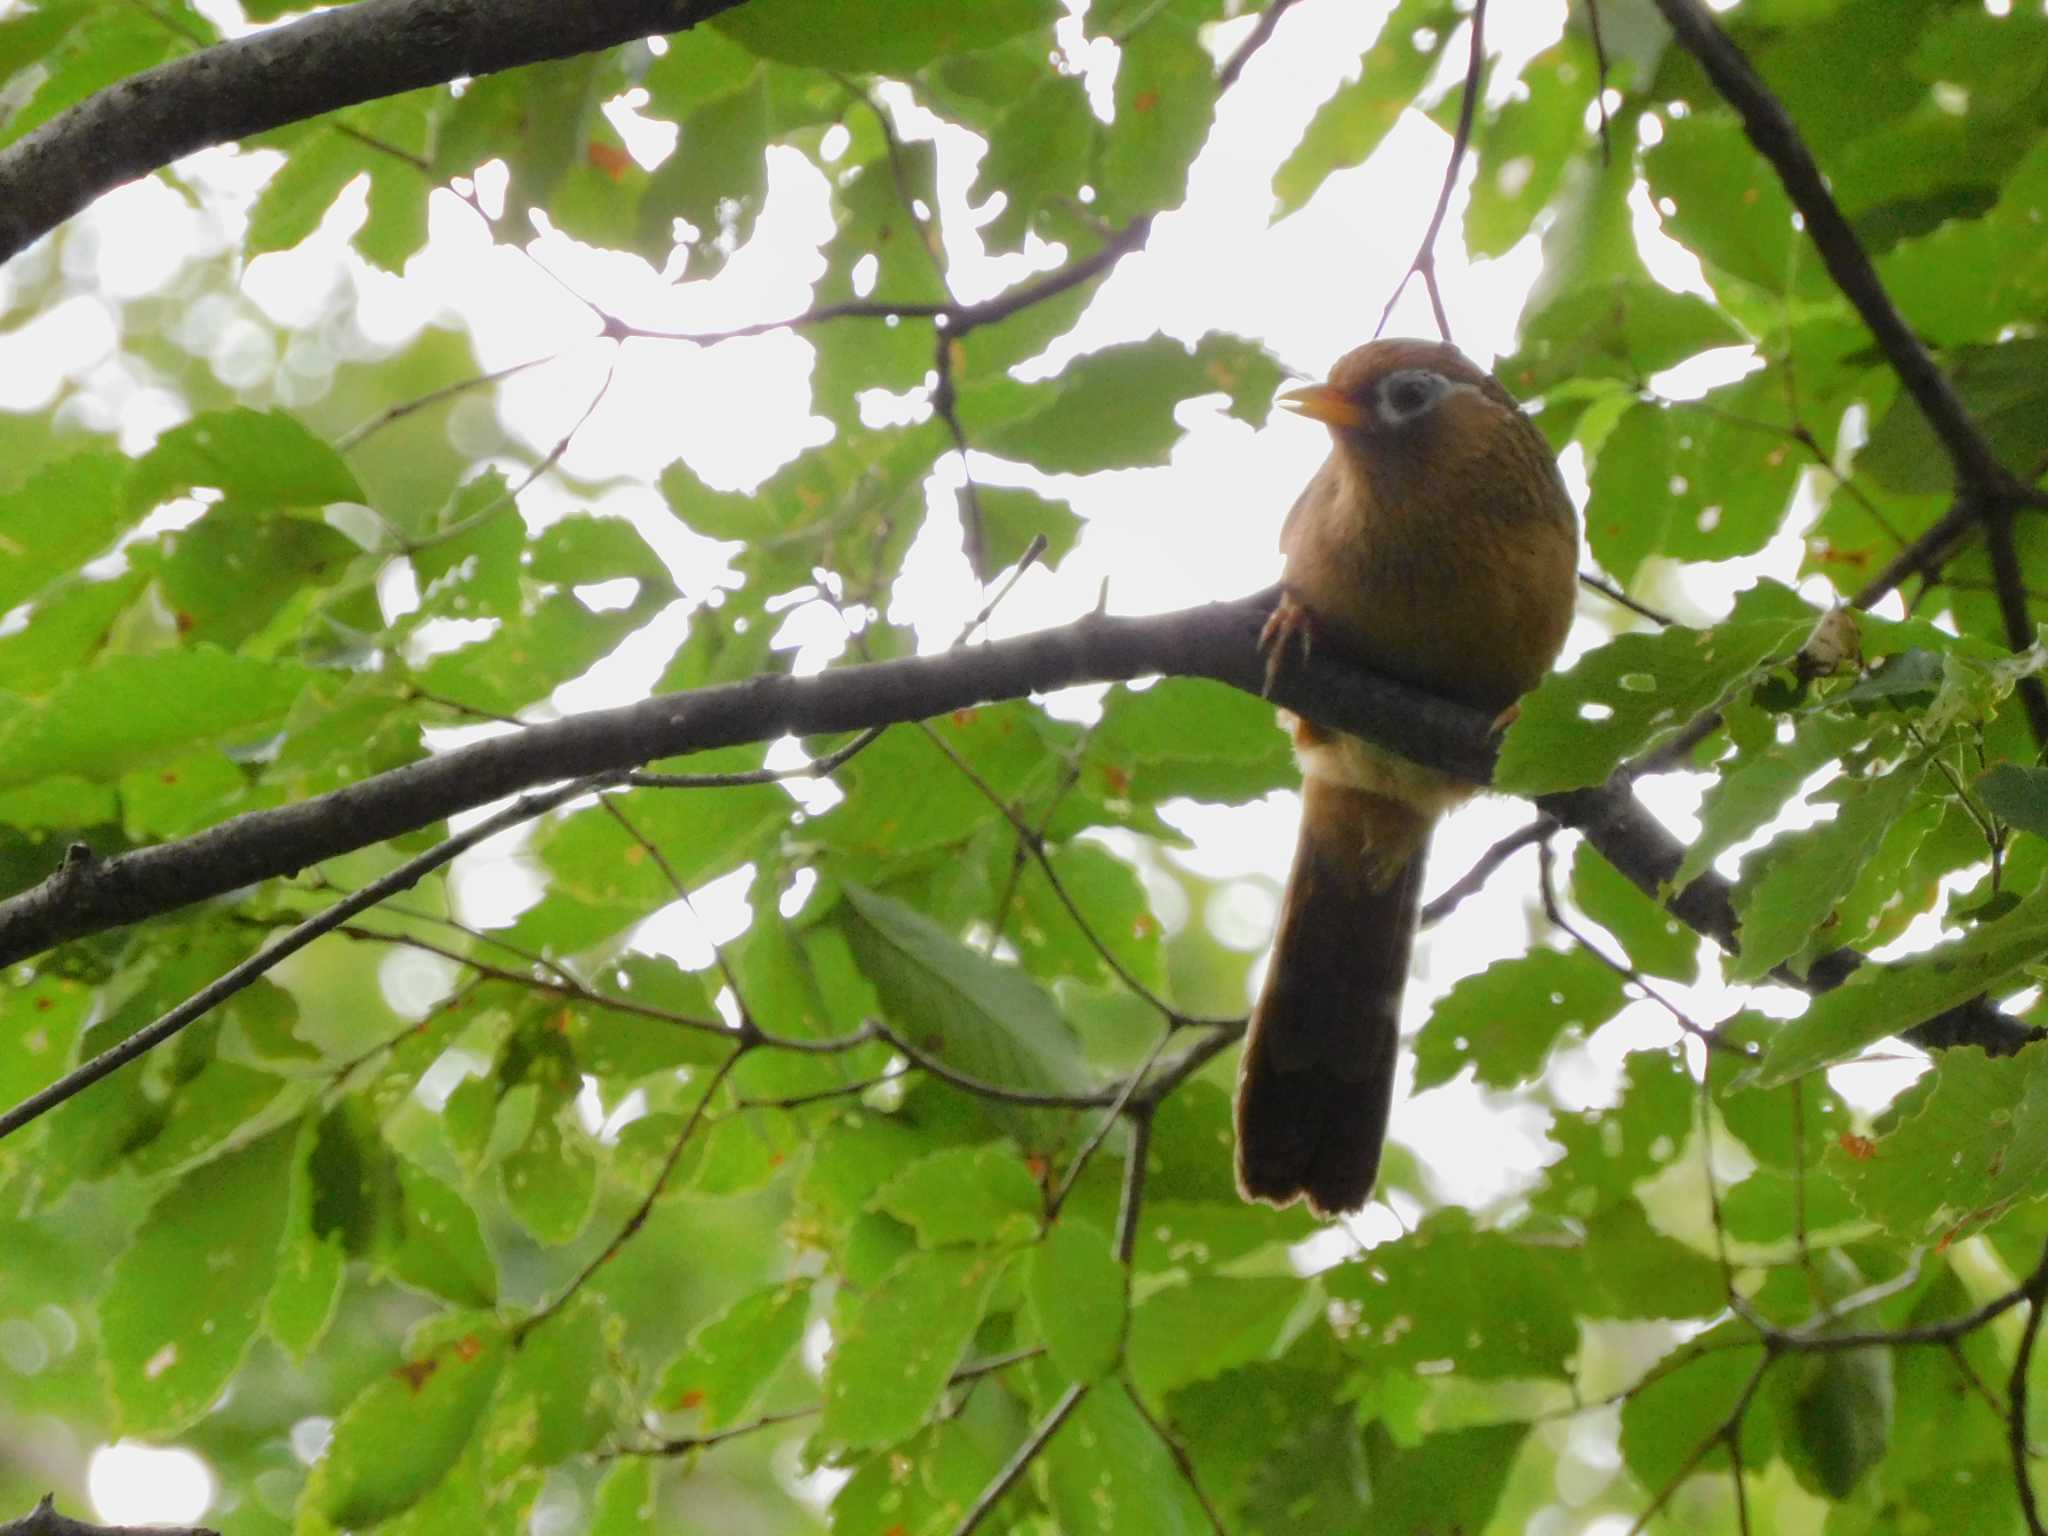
[
  {"left": 0, "top": 773, "right": 618, "bottom": 1142},
  {"left": 2011, "top": 1242, "right": 2048, "bottom": 1536},
  {"left": 520, "top": 1041, "right": 748, "bottom": 1338},
  {"left": 1376, "top": 0, "right": 1487, "bottom": 341},
  {"left": 1420, "top": 816, "right": 1552, "bottom": 929},
  {"left": 0, "top": 1497, "right": 216, "bottom": 1536},
  {"left": 947, "top": 1382, "right": 1089, "bottom": 1536}
]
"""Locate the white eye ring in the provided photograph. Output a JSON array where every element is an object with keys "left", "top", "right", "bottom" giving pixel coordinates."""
[{"left": 1376, "top": 370, "right": 1451, "bottom": 426}]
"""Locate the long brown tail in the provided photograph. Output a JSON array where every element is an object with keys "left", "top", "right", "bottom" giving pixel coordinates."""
[{"left": 1235, "top": 777, "right": 1429, "bottom": 1216}]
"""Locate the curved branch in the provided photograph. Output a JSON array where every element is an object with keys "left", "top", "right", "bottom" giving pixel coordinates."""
[
  {"left": 1650, "top": 0, "right": 2027, "bottom": 506},
  {"left": 0, "top": 589, "right": 2033, "bottom": 1062},
  {"left": 0, "top": 0, "right": 748, "bottom": 265}
]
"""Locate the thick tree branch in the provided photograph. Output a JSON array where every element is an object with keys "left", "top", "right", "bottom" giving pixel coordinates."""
[
  {"left": 0, "top": 1498, "right": 214, "bottom": 1536},
  {"left": 1653, "top": 0, "right": 2048, "bottom": 740},
  {"left": 0, "top": 0, "right": 748, "bottom": 265},
  {"left": 0, "top": 589, "right": 2032, "bottom": 1059},
  {"left": 1650, "top": 0, "right": 2025, "bottom": 507}
]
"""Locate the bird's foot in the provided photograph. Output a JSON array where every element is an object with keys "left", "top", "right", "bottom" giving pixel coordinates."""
[
  {"left": 1260, "top": 592, "right": 1317, "bottom": 698},
  {"left": 1488, "top": 701, "right": 1522, "bottom": 738}
]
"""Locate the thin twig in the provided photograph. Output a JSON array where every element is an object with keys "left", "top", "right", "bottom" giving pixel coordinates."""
[
  {"left": 947, "top": 1382, "right": 1089, "bottom": 1536},
  {"left": 1420, "top": 817, "right": 1552, "bottom": 929},
  {"left": 1217, "top": 0, "right": 1304, "bottom": 90},
  {"left": 2012, "top": 1242, "right": 2048, "bottom": 1536},
  {"left": 0, "top": 774, "right": 617, "bottom": 1143},
  {"left": 1050, "top": 1025, "right": 1175, "bottom": 1217},
  {"left": 1376, "top": 0, "right": 1487, "bottom": 341},
  {"left": 337, "top": 355, "right": 554, "bottom": 451},
  {"left": 520, "top": 1042, "right": 749, "bottom": 1338},
  {"left": 1579, "top": 570, "right": 1674, "bottom": 627},
  {"left": 1121, "top": 1377, "right": 1230, "bottom": 1535},
  {"left": 912, "top": 719, "right": 1227, "bottom": 1028},
  {"left": 626, "top": 722, "right": 885, "bottom": 790},
  {"left": 614, "top": 1346, "right": 1047, "bottom": 1459}
]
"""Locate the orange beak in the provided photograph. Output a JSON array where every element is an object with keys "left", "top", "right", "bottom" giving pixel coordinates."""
[{"left": 1278, "top": 383, "right": 1363, "bottom": 430}]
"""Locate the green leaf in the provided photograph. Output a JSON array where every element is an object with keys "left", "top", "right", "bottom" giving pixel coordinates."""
[
  {"left": 490, "top": 1298, "right": 620, "bottom": 1473},
  {"left": 1096, "top": 10, "right": 1216, "bottom": 220},
  {"left": 1571, "top": 841, "right": 1697, "bottom": 982},
  {"left": 389, "top": 1160, "right": 498, "bottom": 1308},
  {"left": 968, "top": 483, "right": 1082, "bottom": 577},
  {"left": 1673, "top": 709, "right": 1871, "bottom": 892},
  {"left": 971, "top": 75, "right": 1095, "bottom": 253},
  {"left": 1495, "top": 580, "right": 1818, "bottom": 795},
  {"left": 148, "top": 501, "right": 363, "bottom": 651},
  {"left": 1980, "top": 763, "right": 2048, "bottom": 840},
  {"left": 978, "top": 332, "right": 1283, "bottom": 474},
  {"left": 1045, "top": 1385, "right": 1201, "bottom": 1535},
  {"left": 1583, "top": 400, "right": 1673, "bottom": 586},
  {"left": 1083, "top": 677, "right": 1295, "bottom": 809},
  {"left": 1533, "top": 1049, "right": 1695, "bottom": 1219},
  {"left": 821, "top": 1245, "right": 1008, "bottom": 1450},
  {"left": 1577, "top": 1201, "right": 1725, "bottom": 1321},
  {"left": 657, "top": 1282, "right": 809, "bottom": 1429},
  {"left": 1757, "top": 873, "right": 2048, "bottom": 1086},
  {"left": 1325, "top": 1210, "right": 1579, "bottom": 1379},
  {"left": 1029, "top": 1219, "right": 1126, "bottom": 1383},
  {"left": 1731, "top": 757, "right": 1930, "bottom": 981},
  {"left": 1827, "top": 1040, "right": 2048, "bottom": 1242},
  {"left": 1464, "top": 32, "right": 1597, "bottom": 257},
  {"left": 1271, "top": 0, "right": 1452, "bottom": 218},
  {"left": 1412, "top": 947, "right": 1628, "bottom": 1091},
  {"left": 130, "top": 407, "right": 363, "bottom": 510},
  {"left": 0, "top": 451, "right": 133, "bottom": 612},
  {"left": 0, "top": 569, "right": 146, "bottom": 697},
  {"left": 1859, "top": 339, "right": 2048, "bottom": 496},
  {"left": 437, "top": 55, "right": 605, "bottom": 221},
  {"left": 838, "top": 882, "right": 1093, "bottom": 1145},
  {"left": 873, "top": 1143, "right": 1043, "bottom": 1247},
  {"left": 1782, "top": 1347, "right": 1894, "bottom": 1499},
  {"left": 0, "top": 9, "right": 182, "bottom": 147},
  {"left": 640, "top": 70, "right": 772, "bottom": 278},
  {"left": 1010, "top": 840, "right": 1164, "bottom": 991},
  {"left": 714, "top": 0, "right": 1056, "bottom": 71},
  {"left": 1501, "top": 277, "right": 1744, "bottom": 397},
  {"left": 1644, "top": 110, "right": 1812, "bottom": 294},
  {"left": 589, "top": 1459, "right": 656, "bottom": 1536},
  {"left": 1618, "top": 1331, "right": 1771, "bottom": 1491},
  {"left": 1358, "top": 1421, "right": 1531, "bottom": 1535},
  {"left": 305, "top": 1312, "right": 508, "bottom": 1528},
  {"left": 0, "top": 649, "right": 313, "bottom": 790},
  {"left": 266, "top": 1118, "right": 347, "bottom": 1362},
  {"left": 498, "top": 1079, "right": 598, "bottom": 1247},
  {"left": 1660, "top": 371, "right": 1810, "bottom": 565},
  {"left": 102, "top": 1126, "right": 296, "bottom": 1434},
  {"left": 1126, "top": 1275, "right": 1303, "bottom": 1396}
]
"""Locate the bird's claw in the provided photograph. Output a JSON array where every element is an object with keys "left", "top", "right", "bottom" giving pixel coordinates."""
[{"left": 1260, "top": 593, "right": 1316, "bottom": 698}]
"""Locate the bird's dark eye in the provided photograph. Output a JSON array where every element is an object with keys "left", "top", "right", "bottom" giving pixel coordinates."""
[{"left": 1379, "top": 371, "right": 1446, "bottom": 424}]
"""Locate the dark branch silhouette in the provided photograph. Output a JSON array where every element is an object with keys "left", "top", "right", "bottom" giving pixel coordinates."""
[{"left": 0, "top": 0, "right": 751, "bottom": 264}]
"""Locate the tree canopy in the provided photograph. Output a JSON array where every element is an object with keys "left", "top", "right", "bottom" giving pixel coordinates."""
[{"left": 3, "top": 0, "right": 2048, "bottom": 1532}]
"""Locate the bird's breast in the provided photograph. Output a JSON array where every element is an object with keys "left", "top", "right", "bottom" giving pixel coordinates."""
[{"left": 1280, "top": 449, "right": 1577, "bottom": 713}]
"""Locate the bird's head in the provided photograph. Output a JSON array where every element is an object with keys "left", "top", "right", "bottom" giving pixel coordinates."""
[{"left": 1280, "top": 338, "right": 1520, "bottom": 483}]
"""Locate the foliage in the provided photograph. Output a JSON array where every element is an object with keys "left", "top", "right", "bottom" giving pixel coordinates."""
[{"left": 3, "top": 1, "right": 2048, "bottom": 1534}]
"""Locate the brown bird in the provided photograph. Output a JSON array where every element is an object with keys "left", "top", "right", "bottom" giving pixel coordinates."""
[{"left": 1235, "top": 338, "right": 1579, "bottom": 1217}]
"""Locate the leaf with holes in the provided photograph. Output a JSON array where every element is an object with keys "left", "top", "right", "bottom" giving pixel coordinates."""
[
  {"left": 1757, "top": 872, "right": 2048, "bottom": 1086},
  {"left": 1495, "top": 580, "right": 1818, "bottom": 795},
  {"left": 1412, "top": 947, "right": 1628, "bottom": 1091}
]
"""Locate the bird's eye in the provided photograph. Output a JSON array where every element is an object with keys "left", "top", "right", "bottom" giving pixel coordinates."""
[{"left": 1378, "top": 371, "right": 1447, "bottom": 424}]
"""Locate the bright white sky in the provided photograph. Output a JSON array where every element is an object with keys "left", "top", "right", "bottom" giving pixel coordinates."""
[{"left": 3, "top": 0, "right": 1942, "bottom": 1524}]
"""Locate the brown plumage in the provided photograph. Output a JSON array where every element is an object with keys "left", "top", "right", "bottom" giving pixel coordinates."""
[{"left": 1235, "top": 338, "right": 1579, "bottom": 1217}]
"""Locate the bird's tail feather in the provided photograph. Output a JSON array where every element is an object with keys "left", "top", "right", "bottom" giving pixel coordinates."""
[{"left": 1234, "top": 777, "right": 1428, "bottom": 1216}]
